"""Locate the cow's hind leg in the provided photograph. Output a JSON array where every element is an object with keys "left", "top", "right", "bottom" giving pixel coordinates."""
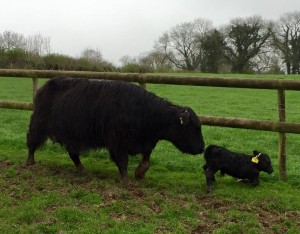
[
  {"left": 26, "top": 114, "right": 48, "bottom": 166},
  {"left": 68, "top": 152, "right": 85, "bottom": 172},
  {"left": 109, "top": 150, "right": 129, "bottom": 183},
  {"left": 135, "top": 152, "right": 151, "bottom": 180}
]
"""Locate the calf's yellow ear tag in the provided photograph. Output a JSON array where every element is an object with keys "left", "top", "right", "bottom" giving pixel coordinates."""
[
  {"left": 251, "top": 153, "right": 261, "bottom": 164},
  {"left": 251, "top": 156, "right": 259, "bottom": 164}
]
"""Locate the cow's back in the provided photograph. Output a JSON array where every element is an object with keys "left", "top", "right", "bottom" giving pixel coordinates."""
[{"left": 35, "top": 77, "right": 169, "bottom": 152}]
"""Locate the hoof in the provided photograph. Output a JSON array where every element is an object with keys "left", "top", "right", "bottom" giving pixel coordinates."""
[
  {"left": 26, "top": 159, "right": 35, "bottom": 166},
  {"left": 206, "top": 187, "right": 212, "bottom": 193},
  {"left": 120, "top": 176, "right": 130, "bottom": 186},
  {"left": 134, "top": 172, "right": 145, "bottom": 180},
  {"left": 76, "top": 164, "right": 86, "bottom": 174}
]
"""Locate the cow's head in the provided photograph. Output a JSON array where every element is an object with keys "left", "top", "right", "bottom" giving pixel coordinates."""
[{"left": 166, "top": 107, "right": 205, "bottom": 155}]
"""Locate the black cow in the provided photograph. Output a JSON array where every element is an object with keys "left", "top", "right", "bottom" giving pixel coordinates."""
[
  {"left": 26, "top": 76, "right": 205, "bottom": 182},
  {"left": 203, "top": 145, "right": 273, "bottom": 193}
]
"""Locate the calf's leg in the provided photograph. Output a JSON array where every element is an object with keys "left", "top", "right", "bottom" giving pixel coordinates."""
[
  {"left": 203, "top": 166, "right": 217, "bottom": 193},
  {"left": 250, "top": 176, "right": 260, "bottom": 187},
  {"left": 203, "top": 164, "right": 215, "bottom": 182}
]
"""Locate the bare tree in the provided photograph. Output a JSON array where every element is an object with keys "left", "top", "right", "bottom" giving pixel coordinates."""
[
  {"left": 0, "top": 30, "right": 26, "bottom": 50},
  {"left": 224, "top": 16, "right": 273, "bottom": 73},
  {"left": 250, "top": 48, "right": 284, "bottom": 74},
  {"left": 119, "top": 55, "right": 137, "bottom": 66},
  {"left": 138, "top": 51, "right": 172, "bottom": 71},
  {"left": 273, "top": 11, "right": 300, "bottom": 74},
  {"left": 80, "top": 48, "right": 113, "bottom": 71},
  {"left": 81, "top": 48, "right": 103, "bottom": 65},
  {"left": 155, "top": 18, "right": 213, "bottom": 71},
  {"left": 26, "top": 33, "right": 51, "bottom": 56}
]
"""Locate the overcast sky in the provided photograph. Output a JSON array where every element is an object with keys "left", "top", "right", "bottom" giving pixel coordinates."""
[{"left": 1, "top": 0, "right": 300, "bottom": 65}]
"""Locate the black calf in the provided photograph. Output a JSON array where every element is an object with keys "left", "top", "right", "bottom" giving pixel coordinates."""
[{"left": 203, "top": 145, "right": 273, "bottom": 193}]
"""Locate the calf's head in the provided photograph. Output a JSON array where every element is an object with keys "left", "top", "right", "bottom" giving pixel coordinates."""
[
  {"left": 252, "top": 150, "right": 273, "bottom": 174},
  {"left": 167, "top": 108, "right": 205, "bottom": 155}
]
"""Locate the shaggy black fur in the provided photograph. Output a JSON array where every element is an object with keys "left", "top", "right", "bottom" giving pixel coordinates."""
[
  {"left": 26, "top": 76, "right": 205, "bottom": 181},
  {"left": 203, "top": 145, "right": 273, "bottom": 193}
]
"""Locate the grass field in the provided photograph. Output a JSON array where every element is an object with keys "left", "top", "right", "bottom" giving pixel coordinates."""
[{"left": 0, "top": 74, "right": 300, "bottom": 233}]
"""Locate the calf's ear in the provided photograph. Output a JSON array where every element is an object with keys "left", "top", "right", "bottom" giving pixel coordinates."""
[
  {"left": 253, "top": 150, "right": 260, "bottom": 156},
  {"left": 179, "top": 109, "right": 190, "bottom": 125}
]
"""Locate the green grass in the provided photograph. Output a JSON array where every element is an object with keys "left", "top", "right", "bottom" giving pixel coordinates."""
[{"left": 0, "top": 75, "right": 300, "bottom": 233}]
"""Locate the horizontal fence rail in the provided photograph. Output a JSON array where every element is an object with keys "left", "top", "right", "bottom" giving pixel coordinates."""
[
  {"left": 1, "top": 69, "right": 300, "bottom": 90},
  {"left": 201, "top": 116, "right": 300, "bottom": 134},
  {"left": 0, "top": 100, "right": 33, "bottom": 110},
  {"left": 1, "top": 100, "right": 300, "bottom": 134},
  {"left": 1, "top": 69, "right": 300, "bottom": 180}
]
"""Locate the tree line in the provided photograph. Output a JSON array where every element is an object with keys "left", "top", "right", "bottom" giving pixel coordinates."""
[
  {"left": 0, "top": 31, "right": 114, "bottom": 72},
  {"left": 124, "top": 11, "right": 300, "bottom": 74},
  {"left": 1, "top": 11, "right": 300, "bottom": 74}
]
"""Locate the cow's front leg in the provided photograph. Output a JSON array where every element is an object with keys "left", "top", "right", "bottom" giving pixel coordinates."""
[{"left": 135, "top": 152, "right": 151, "bottom": 180}]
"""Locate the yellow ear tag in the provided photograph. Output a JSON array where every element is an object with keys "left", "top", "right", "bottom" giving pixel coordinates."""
[
  {"left": 180, "top": 117, "right": 184, "bottom": 125},
  {"left": 251, "top": 156, "right": 259, "bottom": 164}
]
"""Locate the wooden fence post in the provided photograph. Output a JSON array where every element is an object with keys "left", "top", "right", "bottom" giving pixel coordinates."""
[
  {"left": 32, "top": 78, "right": 39, "bottom": 101},
  {"left": 278, "top": 89, "right": 287, "bottom": 180}
]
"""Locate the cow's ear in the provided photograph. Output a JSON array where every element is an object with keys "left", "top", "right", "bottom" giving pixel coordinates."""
[
  {"left": 179, "top": 109, "right": 190, "bottom": 125},
  {"left": 253, "top": 150, "right": 260, "bottom": 156}
]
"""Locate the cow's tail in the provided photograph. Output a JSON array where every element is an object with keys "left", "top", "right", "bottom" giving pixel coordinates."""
[
  {"left": 34, "top": 76, "right": 70, "bottom": 105},
  {"left": 33, "top": 76, "right": 67, "bottom": 113}
]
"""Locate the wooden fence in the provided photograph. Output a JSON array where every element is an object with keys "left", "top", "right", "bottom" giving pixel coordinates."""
[{"left": 1, "top": 69, "right": 300, "bottom": 180}]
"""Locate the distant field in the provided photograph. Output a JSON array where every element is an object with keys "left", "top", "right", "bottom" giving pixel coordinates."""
[{"left": 0, "top": 75, "right": 300, "bottom": 233}]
